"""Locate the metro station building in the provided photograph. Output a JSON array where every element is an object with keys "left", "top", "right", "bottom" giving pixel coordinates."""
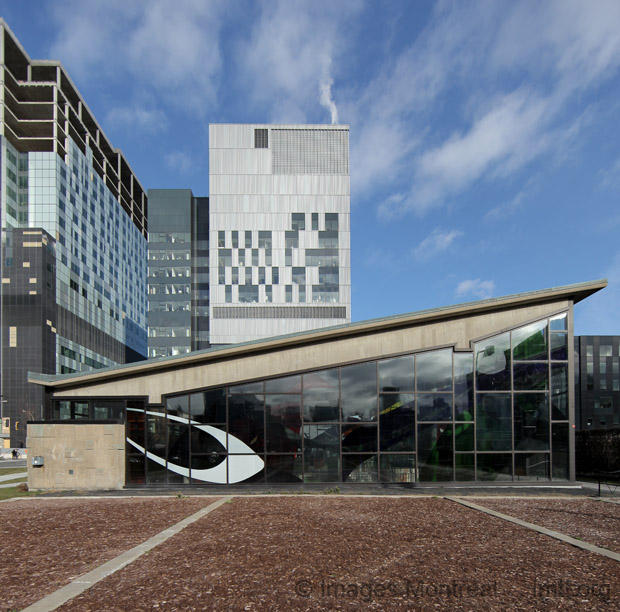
[{"left": 26, "top": 280, "right": 605, "bottom": 489}]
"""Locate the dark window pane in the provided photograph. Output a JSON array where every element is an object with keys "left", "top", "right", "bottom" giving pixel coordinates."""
[
  {"left": 303, "top": 424, "right": 340, "bottom": 482},
  {"left": 552, "top": 423, "right": 569, "bottom": 480},
  {"left": 93, "top": 401, "right": 124, "bottom": 421},
  {"left": 454, "top": 422, "right": 474, "bottom": 451},
  {"left": 454, "top": 353, "right": 473, "bottom": 421},
  {"left": 265, "top": 394, "right": 301, "bottom": 452},
  {"left": 168, "top": 421, "right": 190, "bottom": 471},
  {"left": 378, "top": 355, "right": 414, "bottom": 392},
  {"left": 303, "top": 368, "right": 339, "bottom": 422},
  {"left": 146, "top": 411, "right": 167, "bottom": 460},
  {"left": 265, "top": 374, "right": 302, "bottom": 394},
  {"left": 265, "top": 455, "right": 302, "bottom": 483},
  {"left": 380, "top": 454, "right": 416, "bottom": 483},
  {"left": 190, "top": 424, "right": 227, "bottom": 455},
  {"left": 190, "top": 389, "right": 226, "bottom": 424},
  {"left": 513, "top": 320, "right": 548, "bottom": 361},
  {"left": 550, "top": 333, "right": 568, "bottom": 360},
  {"left": 417, "top": 393, "right": 452, "bottom": 421},
  {"left": 166, "top": 395, "right": 190, "bottom": 419},
  {"left": 475, "top": 333, "right": 511, "bottom": 391},
  {"left": 228, "top": 394, "right": 264, "bottom": 453},
  {"left": 229, "top": 381, "right": 264, "bottom": 394},
  {"left": 416, "top": 349, "right": 452, "bottom": 392},
  {"left": 417, "top": 423, "right": 453, "bottom": 481},
  {"left": 341, "top": 362, "right": 377, "bottom": 421},
  {"left": 126, "top": 408, "right": 145, "bottom": 446},
  {"left": 146, "top": 457, "right": 167, "bottom": 484},
  {"left": 477, "top": 454, "right": 512, "bottom": 481},
  {"left": 126, "top": 453, "right": 145, "bottom": 485},
  {"left": 379, "top": 394, "right": 415, "bottom": 451},
  {"left": 514, "top": 453, "right": 550, "bottom": 481},
  {"left": 476, "top": 393, "right": 512, "bottom": 451},
  {"left": 514, "top": 393, "right": 549, "bottom": 451},
  {"left": 514, "top": 362, "right": 548, "bottom": 391},
  {"left": 342, "top": 454, "right": 378, "bottom": 483},
  {"left": 551, "top": 364, "right": 568, "bottom": 420},
  {"left": 342, "top": 424, "right": 377, "bottom": 452},
  {"left": 74, "top": 401, "right": 89, "bottom": 419},
  {"left": 454, "top": 454, "right": 475, "bottom": 481}
]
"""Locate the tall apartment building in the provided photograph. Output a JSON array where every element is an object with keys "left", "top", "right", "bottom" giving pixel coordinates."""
[
  {"left": 147, "top": 189, "right": 209, "bottom": 358},
  {"left": 0, "top": 20, "right": 148, "bottom": 446},
  {"left": 574, "top": 336, "right": 620, "bottom": 430},
  {"left": 208, "top": 124, "right": 351, "bottom": 345}
]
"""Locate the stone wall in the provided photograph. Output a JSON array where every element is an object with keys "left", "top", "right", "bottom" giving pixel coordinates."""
[{"left": 27, "top": 423, "right": 125, "bottom": 490}]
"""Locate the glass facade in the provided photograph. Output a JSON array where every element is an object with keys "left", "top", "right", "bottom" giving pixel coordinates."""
[{"left": 51, "top": 312, "right": 572, "bottom": 485}]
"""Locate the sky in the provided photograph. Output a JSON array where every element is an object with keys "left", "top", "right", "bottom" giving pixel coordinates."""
[{"left": 2, "top": 0, "right": 620, "bottom": 335}]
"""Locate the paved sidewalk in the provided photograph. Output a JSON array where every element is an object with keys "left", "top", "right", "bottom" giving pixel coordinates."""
[{"left": 0, "top": 471, "right": 27, "bottom": 483}]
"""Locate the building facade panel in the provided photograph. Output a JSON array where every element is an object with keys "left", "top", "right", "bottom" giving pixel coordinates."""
[{"left": 208, "top": 124, "right": 351, "bottom": 345}]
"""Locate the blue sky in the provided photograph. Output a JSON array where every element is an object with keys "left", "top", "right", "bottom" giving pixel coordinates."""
[{"left": 2, "top": 0, "right": 620, "bottom": 334}]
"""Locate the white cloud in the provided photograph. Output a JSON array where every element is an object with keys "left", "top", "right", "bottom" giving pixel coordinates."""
[
  {"left": 367, "top": 0, "right": 620, "bottom": 219},
  {"left": 165, "top": 151, "right": 194, "bottom": 175},
  {"left": 48, "top": 0, "right": 225, "bottom": 114},
  {"left": 413, "top": 228, "right": 462, "bottom": 261},
  {"left": 235, "top": 0, "right": 360, "bottom": 123},
  {"left": 105, "top": 106, "right": 167, "bottom": 134},
  {"left": 455, "top": 279, "right": 495, "bottom": 300}
]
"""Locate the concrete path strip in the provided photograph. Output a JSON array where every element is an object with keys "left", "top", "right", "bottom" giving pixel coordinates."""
[
  {"left": 21, "top": 496, "right": 233, "bottom": 612},
  {"left": 445, "top": 496, "right": 620, "bottom": 563},
  {"left": 0, "top": 471, "right": 27, "bottom": 482}
]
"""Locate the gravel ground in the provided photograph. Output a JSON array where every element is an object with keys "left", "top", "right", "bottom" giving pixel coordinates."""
[
  {"left": 50, "top": 497, "right": 619, "bottom": 612},
  {"left": 472, "top": 497, "right": 620, "bottom": 554},
  {"left": 0, "top": 496, "right": 218, "bottom": 610}
]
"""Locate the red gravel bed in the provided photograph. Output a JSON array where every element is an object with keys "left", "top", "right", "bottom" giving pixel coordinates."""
[
  {"left": 473, "top": 497, "right": 620, "bottom": 554},
  {"left": 56, "top": 497, "right": 618, "bottom": 612},
  {"left": 0, "top": 496, "right": 218, "bottom": 610}
]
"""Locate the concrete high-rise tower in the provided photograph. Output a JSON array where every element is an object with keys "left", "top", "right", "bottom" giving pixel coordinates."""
[{"left": 208, "top": 124, "right": 351, "bottom": 345}]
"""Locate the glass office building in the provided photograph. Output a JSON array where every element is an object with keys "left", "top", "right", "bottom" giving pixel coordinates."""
[
  {"left": 1, "top": 20, "right": 147, "bottom": 446},
  {"left": 31, "top": 280, "right": 603, "bottom": 488},
  {"left": 574, "top": 335, "right": 620, "bottom": 430},
  {"left": 147, "top": 190, "right": 209, "bottom": 358}
]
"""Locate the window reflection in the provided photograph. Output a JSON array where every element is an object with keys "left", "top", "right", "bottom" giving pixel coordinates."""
[
  {"left": 303, "top": 369, "right": 339, "bottom": 422},
  {"left": 341, "top": 362, "right": 377, "bottom": 421},
  {"left": 378, "top": 356, "right": 414, "bottom": 392},
  {"left": 513, "top": 320, "right": 547, "bottom": 361},
  {"left": 416, "top": 349, "right": 452, "bottom": 392},
  {"left": 475, "top": 333, "right": 511, "bottom": 391}
]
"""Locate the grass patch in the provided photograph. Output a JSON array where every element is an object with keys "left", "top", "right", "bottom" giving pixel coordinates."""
[
  {"left": 0, "top": 485, "right": 37, "bottom": 501},
  {"left": 0, "top": 467, "right": 28, "bottom": 476}
]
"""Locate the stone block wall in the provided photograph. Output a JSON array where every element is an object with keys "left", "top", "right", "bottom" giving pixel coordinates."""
[{"left": 27, "top": 423, "right": 125, "bottom": 490}]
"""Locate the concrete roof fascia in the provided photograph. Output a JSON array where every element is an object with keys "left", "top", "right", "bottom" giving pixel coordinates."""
[{"left": 27, "top": 279, "right": 607, "bottom": 389}]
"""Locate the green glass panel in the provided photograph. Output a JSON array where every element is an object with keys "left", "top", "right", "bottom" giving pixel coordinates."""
[
  {"left": 513, "top": 320, "right": 548, "bottom": 360},
  {"left": 476, "top": 394, "right": 512, "bottom": 451}
]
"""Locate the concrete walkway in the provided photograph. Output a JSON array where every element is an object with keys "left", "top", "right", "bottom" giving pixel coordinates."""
[
  {"left": 0, "top": 471, "right": 27, "bottom": 483},
  {"left": 21, "top": 496, "right": 231, "bottom": 612}
]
